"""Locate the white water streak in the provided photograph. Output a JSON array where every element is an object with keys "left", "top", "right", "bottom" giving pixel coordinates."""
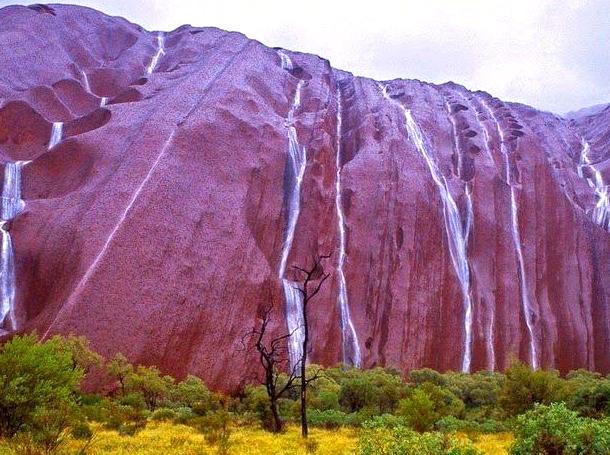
[
  {"left": 100, "top": 97, "right": 108, "bottom": 107},
  {"left": 277, "top": 80, "right": 307, "bottom": 368},
  {"left": 49, "top": 122, "right": 63, "bottom": 149},
  {"left": 277, "top": 50, "right": 293, "bottom": 71},
  {"left": 81, "top": 70, "right": 91, "bottom": 92},
  {"left": 578, "top": 139, "right": 610, "bottom": 231},
  {"left": 1, "top": 162, "right": 25, "bottom": 220},
  {"left": 0, "top": 159, "right": 31, "bottom": 332},
  {"left": 0, "top": 223, "right": 15, "bottom": 333},
  {"left": 381, "top": 85, "right": 473, "bottom": 372},
  {"left": 454, "top": 93, "right": 496, "bottom": 370},
  {"left": 335, "top": 89, "right": 362, "bottom": 367},
  {"left": 408, "top": 108, "right": 473, "bottom": 373},
  {"left": 443, "top": 101, "right": 474, "bottom": 373},
  {"left": 43, "top": 131, "right": 176, "bottom": 338},
  {"left": 146, "top": 32, "right": 165, "bottom": 75},
  {"left": 480, "top": 98, "right": 538, "bottom": 370}
]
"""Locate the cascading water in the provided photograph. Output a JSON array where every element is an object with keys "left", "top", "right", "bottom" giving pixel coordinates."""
[
  {"left": 1, "top": 162, "right": 25, "bottom": 220},
  {"left": 277, "top": 75, "right": 307, "bottom": 368},
  {"left": 408, "top": 107, "right": 474, "bottom": 373},
  {"left": 81, "top": 70, "right": 91, "bottom": 92},
  {"left": 334, "top": 89, "right": 362, "bottom": 367},
  {"left": 578, "top": 139, "right": 610, "bottom": 231},
  {"left": 0, "top": 160, "right": 27, "bottom": 333},
  {"left": 277, "top": 50, "right": 293, "bottom": 71},
  {"left": 381, "top": 85, "right": 474, "bottom": 372},
  {"left": 49, "top": 122, "right": 63, "bottom": 149},
  {"left": 146, "top": 32, "right": 165, "bottom": 75},
  {"left": 454, "top": 94, "right": 496, "bottom": 370},
  {"left": 0, "top": 222, "right": 16, "bottom": 333},
  {"left": 480, "top": 98, "right": 538, "bottom": 370},
  {"left": 100, "top": 97, "right": 108, "bottom": 107}
]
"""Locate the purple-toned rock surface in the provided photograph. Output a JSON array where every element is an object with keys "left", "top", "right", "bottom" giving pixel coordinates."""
[{"left": 1, "top": 4, "right": 609, "bottom": 389}]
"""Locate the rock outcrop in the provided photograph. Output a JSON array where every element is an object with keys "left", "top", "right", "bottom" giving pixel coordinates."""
[{"left": 1, "top": 4, "right": 609, "bottom": 389}]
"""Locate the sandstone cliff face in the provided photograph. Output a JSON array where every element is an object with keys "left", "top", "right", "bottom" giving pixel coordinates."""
[{"left": 0, "top": 4, "right": 608, "bottom": 389}]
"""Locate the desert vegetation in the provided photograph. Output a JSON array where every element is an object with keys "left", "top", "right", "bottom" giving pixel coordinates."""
[{"left": 0, "top": 334, "right": 610, "bottom": 453}]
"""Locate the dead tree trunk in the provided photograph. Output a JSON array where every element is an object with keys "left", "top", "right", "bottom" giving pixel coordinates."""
[
  {"left": 292, "top": 254, "right": 330, "bottom": 438},
  {"left": 242, "top": 305, "right": 298, "bottom": 433}
]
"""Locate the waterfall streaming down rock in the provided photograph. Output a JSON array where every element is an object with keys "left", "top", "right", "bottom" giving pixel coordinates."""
[
  {"left": 335, "top": 89, "right": 362, "bottom": 367},
  {"left": 278, "top": 78, "right": 307, "bottom": 369},
  {"left": 277, "top": 50, "right": 293, "bottom": 71},
  {"left": 0, "top": 160, "right": 28, "bottom": 333},
  {"left": 443, "top": 100, "right": 475, "bottom": 373},
  {"left": 100, "top": 97, "right": 108, "bottom": 107},
  {"left": 81, "top": 70, "right": 91, "bottom": 92},
  {"left": 146, "top": 32, "right": 165, "bottom": 75},
  {"left": 1, "top": 162, "right": 25, "bottom": 220},
  {"left": 49, "top": 122, "right": 63, "bottom": 149},
  {"left": 406, "top": 109, "right": 473, "bottom": 373},
  {"left": 382, "top": 84, "right": 474, "bottom": 372},
  {"left": 461, "top": 96, "right": 497, "bottom": 371},
  {"left": 578, "top": 140, "right": 610, "bottom": 231},
  {"left": 480, "top": 98, "right": 538, "bottom": 370},
  {"left": 0, "top": 223, "right": 16, "bottom": 333}
]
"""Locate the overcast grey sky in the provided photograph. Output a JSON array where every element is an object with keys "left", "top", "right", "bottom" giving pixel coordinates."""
[{"left": 3, "top": 0, "right": 609, "bottom": 113}]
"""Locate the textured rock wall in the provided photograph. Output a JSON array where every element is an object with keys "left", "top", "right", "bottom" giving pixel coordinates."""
[{"left": 0, "top": 4, "right": 608, "bottom": 389}]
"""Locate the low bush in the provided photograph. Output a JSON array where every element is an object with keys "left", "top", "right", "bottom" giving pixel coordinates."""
[
  {"left": 150, "top": 408, "right": 178, "bottom": 421},
  {"left": 102, "top": 402, "right": 147, "bottom": 436},
  {"left": 194, "top": 410, "right": 233, "bottom": 455},
  {"left": 360, "top": 413, "right": 407, "bottom": 429},
  {"left": 435, "top": 416, "right": 507, "bottom": 435},
  {"left": 511, "top": 402, "right": 610, "bottom": 454},
  {"left": 173, "top": 406, "right": 196, "bottom": 424},
  {"left": 397, "top": 383, "right": 466, "bottom": 432},
  {"left": 358, "top": 420, "right": 483, "bottom": 455},
  {"left": 307, "top": 409, "right": 350, "bottom": 429},
  {"left": 500, "top": 362, "right": 565, "bottom": 417}
]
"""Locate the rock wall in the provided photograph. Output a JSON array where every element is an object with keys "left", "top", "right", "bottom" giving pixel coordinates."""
[{"left": 0, "top": 4, "right": 608, "bottom": 389}]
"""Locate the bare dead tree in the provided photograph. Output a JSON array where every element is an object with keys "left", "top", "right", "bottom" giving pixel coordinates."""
[
  {"left": 291, "top": 253, "right": 331, "bottom": 438},
  {"left": 242, "top": 305, "right": 299, "bottom": 433}
]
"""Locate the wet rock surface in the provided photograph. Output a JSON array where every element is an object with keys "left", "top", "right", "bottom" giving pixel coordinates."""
[{"left": 1, "top": 4, "right": 609, "bottom": 389}]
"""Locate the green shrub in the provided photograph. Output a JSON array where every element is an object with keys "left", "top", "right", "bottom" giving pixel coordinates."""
[
  {"left": 360, "top": 414, "right": 407, "bottom": 429},
  {"left": 150, "top": 408, "right": 178, "bottom": 421},
  {"left": 117, "top": 420, "right": 146, "bottom": 437},
  {"left": 173, "top": 407, "right": 196, "bottom": 424},
  {"left": 308, "top": 376, "right": 341, "bottom": 411},
  {"left": 307, "top": 409, "right": 350, "bottom": 429},
  {"left": 435, "top": 416, "right": 507, "bottom": 434},
  {"left": 511, "top": 402, "right": 610, "bottom": 454},
  {"left": 337, "top": 368, "right": 407, "bottom": 414},
  {"left": 102, "top": 402, "right": 147, "bottom": 435},
  {"left": 0, "top": 335, "right": 83, "bottom": 438},
  {"left": 171, "top": 375, "right": 215, "bottom": 409},
  {"left": 500, "top": 362, "right": 565, "bottom": 416},
  {"left": 194, "top": 410, "right": 233, "bottom": 455},
  {"left": 569, "top": 379, "right": 610, "bottom": 418},
  {"left": 0, "top": 334, "right": 93, "bottom": 455},
  {"left": 80, "top": 396, "right": 113, "bottom": 423},
  {"left": 435, "top": 416, "right": 476, "bottom": 433},
  {"left": 397, "top": 384, "right": 464, "bottom": 432},
  {"left": 358, "top": 421, "right": 482, "bottom": 455},
  {"left": 397, "top": 389, "right": 438, "bottom": 432},
  {"left": 118, "top": 393, "right": 146, "bottom": 410},
  {"left": 339, "top": 376, "right": 378, "bottom": 412},
  {"left": 444, "top": 371, "right": 503, "bottom": 410},
  {"left": 409, "top": 368, "right": 447, "bottom": 387},
  {"left": 125, "top": 366, "right": 174, "bottom": 411},
  {"left": 71, "top": 422, "right": 93, "bottom": 440}
]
